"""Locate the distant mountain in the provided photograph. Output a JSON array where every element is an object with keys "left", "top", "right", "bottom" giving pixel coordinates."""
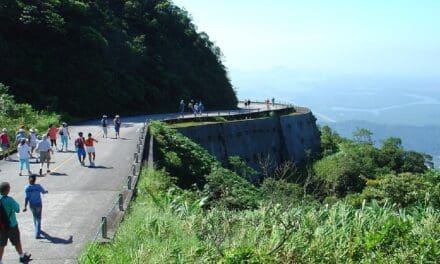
[{"left": 0, "top": 0, "right": 237, "bottom": 117}]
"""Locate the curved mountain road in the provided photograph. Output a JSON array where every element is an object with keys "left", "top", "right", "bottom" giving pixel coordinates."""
[{"left": 0, "top": 103, "right": 285, "bottom": 263}]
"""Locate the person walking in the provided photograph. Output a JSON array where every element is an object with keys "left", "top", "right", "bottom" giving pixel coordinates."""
[
  {"left": 193, "top": 103, "right": 199, "bottom": 116},
  {"left": 17, "top": 139, "right": 31, "bottom": 176},
  {"left": 47, "top": 124, "right": 58, "bottom": 150},
  {"left": 15, "top": 129, "right": 27, "bottom": 144},
  {"left": 179, "top": 100, "right": 185, "bottom": 117},
  {"left": 272, "top": 97, "right": 275, "bottom": 107},
  {"left": 0, "top": 129, "right": 9, "bottom": 161},
  {"left": 188, "top": 101, "right": 193, "bottom": 114},
  {"left": 198, "top": 101, "right": 204, "bottom": 114},
  {"left": 59, "top": 122, "right": 70, "bottom": 152},
  {"left": 101, "top": 115, "right": 108, "bottom": 138},
  {"left": 23, "top": 175, "right": 48, "bottom": 239},
  {"left": 85, "top": 133, "right": 98, "bottom": 167},
  {"left": 0, "top": 182, "right": 32, "bottom": 263},
  {"left": 28, "top": 128, "right": 37, "bottom": 159},
  {"left": 35, "top": 135, "right": 53, "bottom": 176},
  {"left": 113, "top": 115, "right": 121, "bottom": 139},
  {"left": 75, "top": 132, "right": 86, "bottom": 166}
]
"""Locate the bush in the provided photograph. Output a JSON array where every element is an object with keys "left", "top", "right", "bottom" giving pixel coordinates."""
[
  {"left": 0, "top": 83, "right": 60, "bottom": 157},
  {"left": 150, "top": 121, "right": 219, "bottom": 188}
]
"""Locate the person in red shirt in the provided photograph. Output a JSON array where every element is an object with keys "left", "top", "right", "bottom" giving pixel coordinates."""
[
  {"left": 85, "top": 133, "right": 98, "bottom": 167},
  {"left": 74, "top": 132, "right": 86, "bottom": 166},
  {"left": 0, "top": 128, "right": 10, "bottom": 161},
  {"left": 46, "top": 124, "right": 59, "bottom": 150}
]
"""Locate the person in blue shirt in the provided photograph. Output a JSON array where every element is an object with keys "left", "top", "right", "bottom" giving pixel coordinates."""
[
  {"left": 15, "top": 128, "right": 27, "bottom": 144},
  {"left": 0, "top": 182, "right": 31, "bottom": 263},
  {"left": 23, "top": 175, "right": 48, "bottom": 239}
]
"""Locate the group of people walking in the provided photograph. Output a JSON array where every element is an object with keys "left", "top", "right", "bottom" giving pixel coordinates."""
[
  {"left": 0, "top": 114, "right": 123, "bottom": 263},
  {"left": 179, "top": 100, "right": 205, "bottom": 116}
]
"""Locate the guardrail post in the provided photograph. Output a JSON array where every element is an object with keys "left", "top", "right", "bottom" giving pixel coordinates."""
[
  {"left": 118, "top": 193, "right": 124, "bottom": 211},
  {"left": 101, "top": 217, "right": 107, "bottom": 239},
  {"left": 132, "top": 164, "right": 137, "bottom": 175},
  {"left": 128, "top": 175, "right": 132, "bottom": 190},
  {"left": 137, "top": 144, "right": 141, "bottom": 153},
  {"left": 134, "top": 152, "right": 139, "bottom": 163}
]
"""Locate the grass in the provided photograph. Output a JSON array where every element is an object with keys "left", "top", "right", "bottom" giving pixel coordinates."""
[
  {"left": 169, "top": 121, "right": 219, "bottom": 128},
  {"left": 83, "top": 169, "right": 209, "bottom": 263},
  {"left": 84, "top": 166, "right": 440, "bottom": 263}
]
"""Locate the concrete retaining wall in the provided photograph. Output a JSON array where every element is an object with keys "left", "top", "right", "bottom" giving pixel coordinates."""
[{"left": 176, "top": 111, "right": 321, "bottom": 172}]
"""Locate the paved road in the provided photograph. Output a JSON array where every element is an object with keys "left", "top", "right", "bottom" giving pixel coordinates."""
[{"left": 0, "top": 103, "right": 285, "bottom": 263}]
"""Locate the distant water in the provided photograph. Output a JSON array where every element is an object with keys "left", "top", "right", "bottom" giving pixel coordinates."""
[{"left": 233, "top": 70, "right": 440, "bottom": 167}]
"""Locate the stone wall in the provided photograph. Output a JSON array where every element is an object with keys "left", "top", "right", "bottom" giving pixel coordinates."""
[{"left": 176, "top": 111, "right": 321, "bottom": 172}]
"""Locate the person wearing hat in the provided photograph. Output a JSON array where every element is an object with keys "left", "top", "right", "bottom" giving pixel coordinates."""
[
  {"left": 58, "top": 122, "right": 70, "bottom": 152},
  {"left": 35, "top": 135, "right": 53, "bottom": 176},
  {"left": 28, "top": 128, "right": 37, "bottom": 159},
  {"left": 0, "top": 128, "right": 10, "bottom": 161},
  {"left": 101, "top": 115, "right": 108, "bottom": 139},
  {"left": 17, "top": 138, "right": 31, "bottom": 176},
  {"left": 74, "top": 132, "right": 86, "bottom": 166},
  {"left": 113, "top": 115, "right": 121, "bottom": 139},
  {"left": 15, "top": 128, "right": 27, "bottom": 144}
]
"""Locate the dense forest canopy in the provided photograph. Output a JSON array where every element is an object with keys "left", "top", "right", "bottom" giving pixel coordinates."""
[{"left": 0, "top": 0, "right": 237, "bottom": 117}]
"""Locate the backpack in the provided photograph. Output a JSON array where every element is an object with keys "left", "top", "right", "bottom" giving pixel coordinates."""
[
  {"left": 75, "top": 137, "right": 84, "bottom": 148},
  {"left": 101, "top": 119, "right": 107, "bottom": 127},
  {"left": 0, "top": 197, "right": 11, "bottom": 230}
]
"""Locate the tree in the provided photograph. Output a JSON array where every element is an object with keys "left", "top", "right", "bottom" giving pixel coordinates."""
[
  {"left": 320, "top": 125, "right": 341, "bottom": 156},
  {"left": 353, "top": 128, "right": 373, "bottom": 145}
]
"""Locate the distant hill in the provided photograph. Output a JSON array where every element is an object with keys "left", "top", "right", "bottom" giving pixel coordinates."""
[{"left": 0, "top": 0, "right": 237, "bottom": 117}]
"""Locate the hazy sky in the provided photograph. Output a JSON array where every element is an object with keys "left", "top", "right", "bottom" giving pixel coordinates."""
[{"left": 173, "top": 0, "right": 440, "bottom": 77}]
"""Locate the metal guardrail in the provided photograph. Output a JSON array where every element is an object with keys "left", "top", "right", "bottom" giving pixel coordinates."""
[{"left": 79, "top": 121, "right": 149, "bottom": 263}]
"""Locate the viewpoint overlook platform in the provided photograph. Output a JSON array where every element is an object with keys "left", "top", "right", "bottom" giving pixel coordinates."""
[{"left": 0, "top": 102, "right": 313, "bottom": 263}]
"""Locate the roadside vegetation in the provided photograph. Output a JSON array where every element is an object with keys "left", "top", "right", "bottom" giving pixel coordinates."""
[
  {"left": 85, "top": 121, "right": 440, "bottom": 263},
  {"left": 0, "top": 83, "right": 60, "bottom": 156}
]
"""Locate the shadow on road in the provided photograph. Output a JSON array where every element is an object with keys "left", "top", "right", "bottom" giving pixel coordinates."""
[
  {"left": 88, "top": 165, "right": 114, "bottom": 169},
  {"left": 59, "top": 150, "right": 76, "bottom": 153},
  {"left": 41, "top": 231, "right": 73, "bottom": 244},
  {"left": 49, "top": 172, "right": 68, "bottom": 176}
]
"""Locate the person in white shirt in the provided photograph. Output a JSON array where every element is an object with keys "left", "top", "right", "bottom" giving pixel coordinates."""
[
  {"left": 17, "top": 139, "right": 31, "bottom": 176},
  {"left": 35, "top": 135, "right": 53, "bottom": 176},
  {"left": 59, "top": 122, "right": 70, "bottom": 152}
]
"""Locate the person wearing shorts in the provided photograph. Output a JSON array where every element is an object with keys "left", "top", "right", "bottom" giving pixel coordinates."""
[
  {"left": 75, "top": 132, "right": 86, "bottom": 166},
  {"left": 85, "top": 133, "right": 98, "bottom": 167},
  {"left": 36, "top": 135, "right": 53, "bottom": 176},
  {"left": 0, "top": 128, "right": 10, "bottom": 161},
  {"left": 0, "top": 182, "right": 32, "bottom": 263}
]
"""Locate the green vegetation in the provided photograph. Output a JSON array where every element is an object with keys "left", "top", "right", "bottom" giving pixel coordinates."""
[
  {"left": 169, "top": 121, "right": 219, "bottom": 128},
  {"left": 0, "top": 0, "right": 237, "bottom": 116},
  {"left": 85, "top": 123, "right": 440, "bottom": 263},
  {"left": 0, "top": 83, "right": 60, "bottom": 156}
]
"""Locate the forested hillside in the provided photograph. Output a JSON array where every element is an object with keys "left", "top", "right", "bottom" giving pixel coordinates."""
[{"left": 0, "top": 0, "right": 237, "bottom": 117}]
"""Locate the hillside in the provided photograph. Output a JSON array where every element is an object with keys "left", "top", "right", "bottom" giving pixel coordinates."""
[
  {"left": 85, "top": 122, "right": 440, "bottom": 263},
  {"left": 0, "top": 0, "right": 237, "bottom": 117}
]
